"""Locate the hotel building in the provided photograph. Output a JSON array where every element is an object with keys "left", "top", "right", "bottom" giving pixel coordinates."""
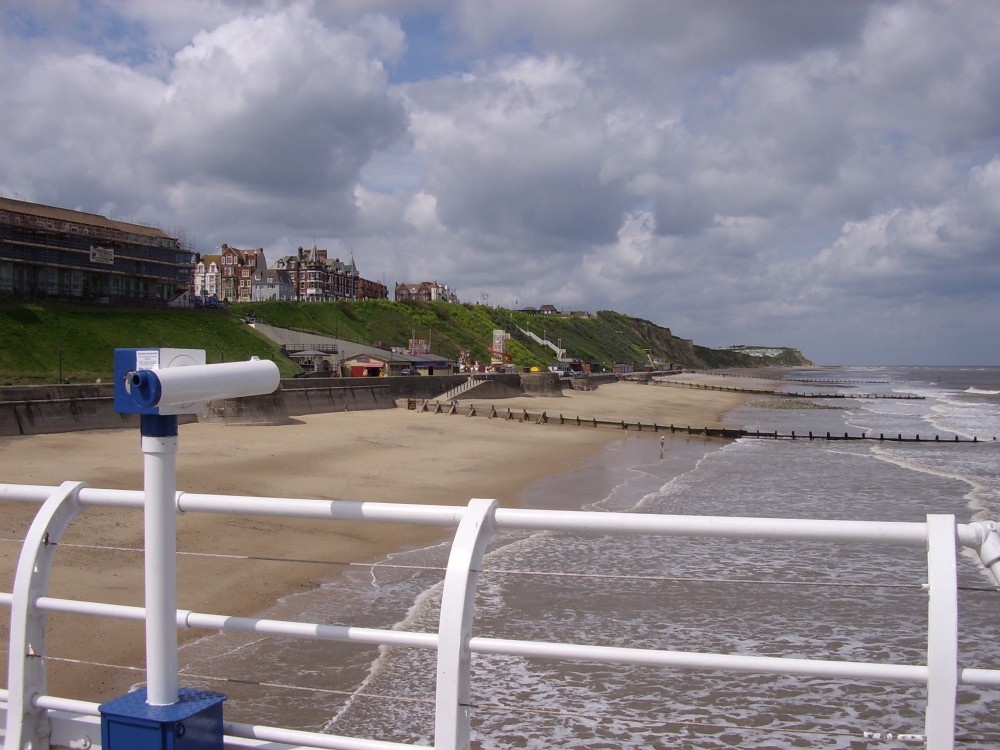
[{"left": 0, "top": 197, "right": 192, "bottom": 303}]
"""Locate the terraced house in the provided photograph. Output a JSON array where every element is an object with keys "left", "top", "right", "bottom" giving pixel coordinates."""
[{"left": 273, "top": 244, "right": 387, "bottom": 302}]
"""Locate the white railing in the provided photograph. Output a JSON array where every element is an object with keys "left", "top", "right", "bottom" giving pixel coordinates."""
[
  {"left": 3, "top": 481, "right": 1000, "bottom": 749},
  {"left": 436, "top": 374, "right": 488, "bottom": 402},
  {"left": 514, "top": 326, "right": 565, "bottom": 359}
]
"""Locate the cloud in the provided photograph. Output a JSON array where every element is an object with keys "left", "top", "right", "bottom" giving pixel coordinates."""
[
  {"left": 151, "top": 7, "right": 406, "bottom": 198},
  {"left": 808, "top": 157, "right": 1000, "bottom": 302},
  {"left": 1, "top": 0, "right": 999, "bottom": 364}
]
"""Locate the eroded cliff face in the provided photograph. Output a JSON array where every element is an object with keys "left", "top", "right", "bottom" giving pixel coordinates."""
[{"left": 621, "top": 317, "right": 812, "bottom": 370}]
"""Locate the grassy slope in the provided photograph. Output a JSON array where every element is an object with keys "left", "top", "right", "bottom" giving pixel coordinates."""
[
  {"left": 0, "top": 300, "right": 810, "bottom": 384},
  {"left": 231, "top": 301, "right": 809, "bottom": 372},
  {"left": 0, "top": 302, "right": 294, "bottom": 384}
]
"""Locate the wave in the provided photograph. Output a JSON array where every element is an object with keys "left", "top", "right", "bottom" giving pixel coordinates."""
[{"left": 968, "top": 387, "right": 1000, "bottom": 395}]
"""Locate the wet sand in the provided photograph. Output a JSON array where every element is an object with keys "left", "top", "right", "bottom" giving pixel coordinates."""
[{"left": 0, "top": 377, "right": 753, "bottom": 702}]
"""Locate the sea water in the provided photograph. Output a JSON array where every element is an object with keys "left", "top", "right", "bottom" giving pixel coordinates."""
[{"left": 177, "top": 366, "right": 1000, "bottom": 748}]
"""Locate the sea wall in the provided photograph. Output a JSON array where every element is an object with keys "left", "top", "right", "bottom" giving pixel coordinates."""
[
  {"left": 0, "top": 374, "right": 530, "bottom": 435},
  {"left": 250, "top": 380, "right": 395, "bottom": 420},
  {"left": 459, "top": 374, "right": 529, "bottom": 400},
  {"left": 0, "top": 383, "right": 140, "bottom": 436},
  {"left": 520, "top": 372, "right": 564, "bottom": 395}
]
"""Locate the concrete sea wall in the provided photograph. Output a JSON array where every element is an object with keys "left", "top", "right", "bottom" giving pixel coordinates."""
[
  {"left": 0, "top": 374, "right": 537, "bottom": 435},
  {"left": 0, "top": 383, "right": 139, "bottom": 436}
]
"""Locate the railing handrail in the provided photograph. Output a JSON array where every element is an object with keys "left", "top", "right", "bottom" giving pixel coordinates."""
[
  {"left": 0, "top": 482, "right": 953, "bottom": 544},
  {"left": 3, "top": 481, "right": 1000, "bottom": 749}
]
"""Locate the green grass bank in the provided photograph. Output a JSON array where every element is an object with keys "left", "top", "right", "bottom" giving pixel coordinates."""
[{"left": 0, "top": 300, "right": 810, "bottom": 385}]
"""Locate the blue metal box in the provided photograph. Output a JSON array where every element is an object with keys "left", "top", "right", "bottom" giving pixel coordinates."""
[{"left": 99, "top": 687, "right": 226, "bottom": 750}]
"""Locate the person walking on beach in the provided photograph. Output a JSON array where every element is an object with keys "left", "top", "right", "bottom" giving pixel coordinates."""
[{"left": 659, "top": 435, "right": 665, "bottom": 458}]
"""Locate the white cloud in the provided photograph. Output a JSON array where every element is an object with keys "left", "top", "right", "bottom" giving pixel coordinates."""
[
  {"left": 2, "top": 0, "right": 999, "bottom": 364},
  {"left": 151, "top": 6, "right": 406, "bottom": 197}
]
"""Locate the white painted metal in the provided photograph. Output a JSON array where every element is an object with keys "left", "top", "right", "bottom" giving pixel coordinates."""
[
  {"left": 925, "top": 514, "right": 959, "bottom": 749},
  {"left": 24, "top": 594, "right": 938, "bottom": 683},
  {"left": 4, "top": 481, "right": 86, "bottom": 750},
  {"left": 180, "top": 611, "right": 439, "bottom": 650},
  {"left": 960, "top": 667, "right": 1000, "bottom": 687},
  {"left": 176, "top": 493, "right": 465, "bottom": 526},
  {"left": 134, "top": 357, "right": 279, "bottom": 412},
  {"left": 435, "top": 499, "right": 497, "bottom": 749},
  {"left": 141, "top": 433, "right": 180, "bottom": 706},
  {"left": 30, "top": 597, "right": 440, "bottom": 650},
  {"left": 4, "top": 482, "right": 1000, "bottom": 750},
  {"left": 962, "top": 520, "right": 1000, "bottom": 585},
  {"left": 494, "top": 507, "right": 930, "bottom": 544},
  {"left": 466, "top": 636, "right": 929, "bottom": 682},
  {"left": 221, "top": 721, "right": 425, "bottom": 750}
]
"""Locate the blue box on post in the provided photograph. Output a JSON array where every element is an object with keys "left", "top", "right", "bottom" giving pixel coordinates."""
[{"left": 99, "top": 687, "right": 226, "bottom": 750}]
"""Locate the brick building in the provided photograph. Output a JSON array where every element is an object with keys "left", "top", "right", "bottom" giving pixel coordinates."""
[
  {"left": 395, "top": 280, "right": 458, "bottom": 303},
  {"left": 193, "top": 244, "right": 268, "bottom": 303},
  {"left": 273, "top": 245, "right": 387, "bottom": 302}
]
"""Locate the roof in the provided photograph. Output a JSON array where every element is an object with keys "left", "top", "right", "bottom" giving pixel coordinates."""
[
  {"left": 0, "top": 196, "right": 175, "bottom": 240},
  {"left": 254, "top": 269, "right": 291, "bottom": 283}
]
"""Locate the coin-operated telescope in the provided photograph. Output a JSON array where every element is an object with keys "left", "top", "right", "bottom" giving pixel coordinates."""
[
  {"left": 102, "top": 349, "right": 279, "bottom": 749},
  {"left": 113, "top": 347, "right": 279, "bottom": 416}
]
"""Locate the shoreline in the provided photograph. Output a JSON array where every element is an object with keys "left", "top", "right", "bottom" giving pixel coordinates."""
[{"left": 0, "top": 378, "right": 754, "bottom": 702}]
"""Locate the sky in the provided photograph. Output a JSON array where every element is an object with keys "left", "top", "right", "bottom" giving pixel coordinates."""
[{"left": 1, "top": 0, "right": 998, "bottom": 366}]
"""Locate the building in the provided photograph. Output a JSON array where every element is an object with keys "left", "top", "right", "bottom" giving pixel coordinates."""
[
  {"left": 357, "top": 275, "right": 389, "bottom": 301},
  {"left": 0, "top": 197, "right": 192, "bottom": 303},
  {"left": 251, "top": 269, "right": 294, "bottom": 302},
  {"left": 192, "top": 256, "right": 220, "bottom": 300},
  {"left": 395, "top": 281, "right": 458, "bottom": 303},
  {"left": 222, "top": 244, "right": 266, "bottom": 303},
  {"left": 192, "top": 244, "right": 268, "bottom": 303},
  {"left": 272, "top": 245, "right": 386, "bottom": 302}
]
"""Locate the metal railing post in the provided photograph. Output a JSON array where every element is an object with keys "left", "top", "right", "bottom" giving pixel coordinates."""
[
  {"left": 5, "top": 481, "right": 87, "bottom": 750},
  {"left": 962, "top": 520, "right": 1000, "bottom": 586},
  {"left": 435, "top": 498, "right": 498, "bottom": 750},
  {"left": 925, "top": 514, "right": 958, "bottom": 748},
  {"left": 140, "top": 415, "right": 180, "bottom": 706}
]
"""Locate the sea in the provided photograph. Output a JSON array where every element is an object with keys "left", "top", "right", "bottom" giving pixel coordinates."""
[{"left": 176, "top": 365, "right": 1000, "bottom": 748}]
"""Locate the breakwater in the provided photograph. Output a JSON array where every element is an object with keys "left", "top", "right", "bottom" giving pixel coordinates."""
[
  {"left": 417, "top": 400, "right": 993, "bottom": 443},
  {"left": 643, "top": 377, "right": 924, "bottom": 400}
]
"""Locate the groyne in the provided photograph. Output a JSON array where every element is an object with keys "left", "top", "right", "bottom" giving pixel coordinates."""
[
  {"left": 416, "top": 401, "right": 993, "bottom": 443},
  {"left": 642, "top": 377, "right": 924, "bottom": 400}
]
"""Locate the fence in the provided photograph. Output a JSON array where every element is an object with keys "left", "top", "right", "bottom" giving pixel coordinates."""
[{"left": 3, "top": 481, "right": 1000, "bottom": 749}]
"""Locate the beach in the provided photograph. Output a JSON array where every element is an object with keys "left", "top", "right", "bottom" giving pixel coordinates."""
[{"left": 0, "top": 377, "right": 749, "bottom": 703}]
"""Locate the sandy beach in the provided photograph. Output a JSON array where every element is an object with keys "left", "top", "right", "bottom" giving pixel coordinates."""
[{"left": 0, "top": 376, "right": 753, "bottom": 702}]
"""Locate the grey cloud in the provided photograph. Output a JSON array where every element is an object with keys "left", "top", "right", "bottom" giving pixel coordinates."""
[
  {"left": 3, "top": 0, "right": 1000, "bottom": 364},
  {"left": 407, "top": 56, "right": 630, "bottom": 247}
]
